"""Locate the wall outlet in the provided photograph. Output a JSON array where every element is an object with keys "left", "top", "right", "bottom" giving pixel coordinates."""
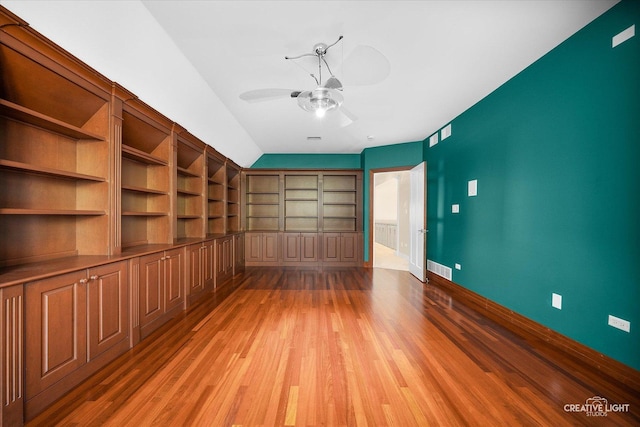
[
  {"left": 468, "top": 180, "right": 478, "bottom": 197},
  {"left": 452, "top": 204, "right": 460, "bottom": 213},
  {"left": 551, "top": 293, "right": 562, "bottom": 310},
  {"left": 455, "top": 263, "right": 461, "bottom": 270},
  {"left": 608, "top": 315, "right": 631, "bottom": 332}
]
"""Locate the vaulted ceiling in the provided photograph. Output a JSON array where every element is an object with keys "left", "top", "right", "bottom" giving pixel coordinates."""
[{"left": 2, "top": 1, "right": 619, "bottom": 166}]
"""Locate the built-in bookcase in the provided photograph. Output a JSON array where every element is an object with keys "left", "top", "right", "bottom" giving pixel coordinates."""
[
  {"left": 246, "top": 174, "right": 280, "bottom": 231},
  {"left": 0, "top": 29, "right": 112, "bottom": 266},
  {"left": 322, "top": 174, "right": 358, "bottom": 232},
  {"left": 242, "top": 170, "right": 362, "bottom": 234},
  {"left": 226, "top": 162, "right": 241, "bottom": 233},
  {"left": 120, "top": 102, "right": 172, "bottom": 249},
  {"left": 284, "top": 174, "right": 318, "bottom": 232},
  {"left": 175, "top": 132, "right": 205, "bottom": 240},
  {"left": 207, "top": 148, "right": 226, "bottom": 236}
]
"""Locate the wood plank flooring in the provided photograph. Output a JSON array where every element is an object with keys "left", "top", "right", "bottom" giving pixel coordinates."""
[{"left": 27, "top": 267, "right": 639, "bottom": 426}]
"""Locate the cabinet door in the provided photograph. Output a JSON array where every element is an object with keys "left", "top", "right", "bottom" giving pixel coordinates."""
[
  {"left": 245, "top": 232, "right": 262, "bottom": 262},
  {"left": 215, "top": 237, "right": 233, "bottom": 285},
  {"left": 262, "top": 232, "right": 279, "bottom": 263},
  {"left": 341, "top": 233, "right": 359, "bottom": 262},
  {"left": 223, "top": 237, "right": 234, "bottom": 275},
  {"left": 282, "top": 233, "right": 300, "bottom": 262},
  {"left": 139, "top": 251, "right": 165, "bottom": 331},
  {"left": 188, "top": 243, "right": 204, "bottom": 297},
  {"left": 203, "top": 240, "right": 215, "bottom": 289},
  {"left": 165, "top": 247, "right": 185, "bottom": 312},
  {"left": 300, "top": 233, "right": 318, "bottom": 262},
  {"left": 26, "top": 271, "right": 88, "bottom": 398},
  {"left": 87, "top": 261, "right": 129, "bottom": 360},
  {"left": 322, "top": 233, "right": 341, "bottom": 262},
  {"left": 234, "top": 233, "right": 245, "bottom": 273}
]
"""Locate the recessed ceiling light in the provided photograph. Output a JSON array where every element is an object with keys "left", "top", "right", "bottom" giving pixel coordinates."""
[{"left": 367, "top": 135, "right": 375, "bottom": 140}]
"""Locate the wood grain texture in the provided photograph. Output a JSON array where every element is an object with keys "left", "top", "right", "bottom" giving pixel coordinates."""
[{"left": 27, "top": 267, "right": 639, "bottom": 426}]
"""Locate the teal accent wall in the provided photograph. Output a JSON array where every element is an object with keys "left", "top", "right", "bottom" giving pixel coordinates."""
[
  {"left": 361, "top": 142, "right": 424, "bottom": 261},
  {"left": 424, "top": 0, "right": 639, "bottom": 370},
  {"left": 251, "top": 153, "right": 361, "bottom": 169}
]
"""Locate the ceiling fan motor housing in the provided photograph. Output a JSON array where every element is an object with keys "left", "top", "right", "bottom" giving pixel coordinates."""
[{"left": 298, "top": 87, "right": 343, "bottom": 114}]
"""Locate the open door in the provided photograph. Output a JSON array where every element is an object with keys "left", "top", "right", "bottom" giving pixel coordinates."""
[{"left": 409, "top": 162, "right": 427, "bottom": 282}]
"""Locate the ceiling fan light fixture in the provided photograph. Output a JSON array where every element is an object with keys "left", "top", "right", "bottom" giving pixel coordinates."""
[{"left": 297, "top": 87, "right": 343, "bottom": 117}]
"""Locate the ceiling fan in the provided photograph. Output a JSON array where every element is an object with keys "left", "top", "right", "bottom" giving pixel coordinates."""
[{"left": 239, "top": 36, "right": 386, "bottom": 124}]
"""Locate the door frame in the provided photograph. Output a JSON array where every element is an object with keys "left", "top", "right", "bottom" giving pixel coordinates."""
[{"left": 367, "top": 166, "right": 414, "bottom": 268}]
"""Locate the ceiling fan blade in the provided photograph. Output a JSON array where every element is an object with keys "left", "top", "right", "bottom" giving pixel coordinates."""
[
  {"left": 239, "top": 88, "right": 300, "bottom": 103},
  {"left": 341, "top": 45, "right": 391, "bottom": 86},
  {"left": 337, "top": 106, "right": 357, "bottom": 127},
  {"left": 324, "top": 76, "right": 343, "bottom": 91}
]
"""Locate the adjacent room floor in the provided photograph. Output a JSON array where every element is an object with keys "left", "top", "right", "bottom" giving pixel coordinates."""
[{"left": 27, "top": 267, "right": 639, "bottom": 426}]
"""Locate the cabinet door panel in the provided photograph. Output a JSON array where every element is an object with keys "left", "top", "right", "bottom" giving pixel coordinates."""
[
  {"left": 341, "top": 233, "right": 358, "bottom": 262},
  {"left": 234, "top": 234, "right": 245, "bottom": 273},
  {"left": 223, "top": 238, "right": 234, "bottom": 274},
  {"left": 283, "top": 233, "right": 300, "bottom": 262},
  {"left": 139, "top": 252, "right": 164, "bottom": 329},
  {"left": 322, "top": 233, "right": 340, "bottom": 262},
  {"left": 245, "top": 233, "right": 262, "bottom": 262},
  {"left": 88, "top": 261, "right": 128, "bottom": 360},
  {"left": 165, "top": 248, "right": 185, "bottom": 312},
  {"left": 26, "top": 271, "right": 87, "bottom": 398},
  {"left": 188, "top": 244, "right": 204, "bottom": 296},
  {"left": 300, "top": 233, "right": 318, "bottom": 262},
  {"left": 263, "top": 233, "right": 279, "bottom": 262},
  {"left": 203, "top": 240, "right": 215, "bottom": 289}
]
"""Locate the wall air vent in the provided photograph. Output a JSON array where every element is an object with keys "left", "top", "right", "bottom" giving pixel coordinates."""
[{"left": 427, "top": 260, "right": 453, "bottom": 281}]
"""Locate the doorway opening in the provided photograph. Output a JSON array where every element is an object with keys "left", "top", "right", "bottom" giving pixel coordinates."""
[{"left": 372, "top": 169, "right": 411, "bottom": 271}]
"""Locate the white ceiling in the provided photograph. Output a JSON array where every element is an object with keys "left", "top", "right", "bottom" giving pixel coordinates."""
[{"left": 2, "top": 1, "right": 619, "bottom": 166}]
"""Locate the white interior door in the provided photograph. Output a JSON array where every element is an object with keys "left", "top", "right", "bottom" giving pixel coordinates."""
[{"left": 409, "top": 162, "right": 427, "bottom": 281}]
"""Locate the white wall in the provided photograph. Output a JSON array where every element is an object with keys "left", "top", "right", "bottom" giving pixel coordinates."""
[{"left": 2, "top": 0, "right": 262, "bottom": 166}]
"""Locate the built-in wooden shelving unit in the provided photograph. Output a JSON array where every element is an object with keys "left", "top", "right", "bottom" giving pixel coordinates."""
[
  {"left": 206, "top": 148, "right": 226, "bottom": 236},
  {"left": 0, "top": 7, "right": 246, "bottom": 424},
  {"left": 0, "top": 33, "right": 111, "bottom": 267}
]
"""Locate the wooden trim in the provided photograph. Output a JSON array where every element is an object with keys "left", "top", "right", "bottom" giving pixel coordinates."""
[{"left": 427, "top": 272, "right": 640, "bottom": 391}]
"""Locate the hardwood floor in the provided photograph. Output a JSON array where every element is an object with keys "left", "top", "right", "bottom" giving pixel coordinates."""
[{"left": 27, "top": 267, "right": 639, "bottom": 426}]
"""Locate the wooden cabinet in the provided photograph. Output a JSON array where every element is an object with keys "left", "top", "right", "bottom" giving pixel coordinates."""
[
  {"left": 245, "top": 174, "right": 280, "bottom": 231},
  {"left": 245, "top": 232, "right": 280, "bottom": 265},
  {"left": 234, "top": 233, "right": 245, "bottom": 274},
  {"left": 138, "top": 248, "right": 185, "bottom": 339},
  {"left": 175, "top": 130, "right": 205, "bottom": 240},
  {"left": 188, "top": 240, "right": 215, "bottom": 304},
  {"left": 322, "top": 232, "right": 362, "bottom": 265},
  {"left": 242, "top": 170, "right": 362, "bottom": 266},
  {"left": 0, "top": 15, "right": 112, "bottom": 267},
  {"left": 119, "top": 98, "right": 173, "bottom": 250},
  {"left": 215, "top": 236, "right": 235, "bottom": 286},
  {"left": 284, "top": 173, "right": 319, "bottom": 232},
  {"left": 283, "top": 233, "right": 318, "bottom": 263},
  {"left": 0, "top": 7, "right": 247, "bottom": 424},
  {"left": 207, "top": 149, "right": 226, "bottom": 236},
  {"left": 25, "top": 261, "right": 129, "bottom": 416},
  {"left": 87, "top": 262, "right": 131, "bottom": 360},
  {"left": 226, "top": 162, "right": 241, "bottom": 234},
  {"left": 322, "top": 174, "right": 361, "bottom": 232}
]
